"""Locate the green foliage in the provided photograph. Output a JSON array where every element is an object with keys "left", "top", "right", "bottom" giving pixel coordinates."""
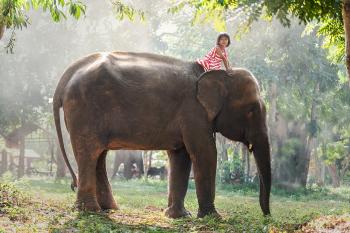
[
  {"left": 321, "top": 140, "right": 347, "bottom": 164},
  {"left": 0, "top": 181, "right": 30, "bottom": 221},
  {"left": 280, "top": 138, "right": 303, "bottom": 158},
  {"left": 111, "top": 0, "right": 145, "bottom": 22},
  {"left": 317, "top": 16, "right": 345, "bottom": 63},
  {"left": 260, "top": 0, "right": 342, "bottom": 26},
  {"left": 324, "top": 141, "right": 346, "bottom": 163},
  {"left": 175, "top": 0, "right": 345, "bottom": 64},
  {"left": 0, "top": 182, "right": 27, "bottom": 208},
  {"left": 0, "top": 0, "right": 86, "bottom": 26},
  {"left": 0, "top": 0, "right": 85, "bottom": 52},
  {"left": 218, "top": 152, "right": 244, "bottom": 184}
]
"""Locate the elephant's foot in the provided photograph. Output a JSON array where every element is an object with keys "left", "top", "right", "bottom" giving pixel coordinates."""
[
  {"left": 96, "top": 185, "right": 119, "bottom": 210},
  {"left": 76, "top": 194, "right": 101, "bottom": 212},
  {"left": 165, "top": 206, "right": 191, "bottom": 218},
  {"left": 98, "top": 197, "right": 119, "bottom": 210},
  {"left": 197, "top": 207, "right": 221, "bottom": 219}
]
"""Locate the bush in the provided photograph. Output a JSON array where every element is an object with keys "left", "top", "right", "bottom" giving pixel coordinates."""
[
  {"left": 0, "top": 181, "right": 30, "bottom": 221},
  {"left": 217, "top": 156, "right": 244, "bottom": 184}
]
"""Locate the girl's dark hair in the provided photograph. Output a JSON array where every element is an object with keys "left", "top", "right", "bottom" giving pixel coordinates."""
[{"left": 216, "top": 32, "right": 231, "bottom": 47}]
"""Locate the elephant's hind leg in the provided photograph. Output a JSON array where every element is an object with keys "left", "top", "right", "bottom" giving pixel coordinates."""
[
  {"left": 72, "top": 136, "right": 102, "bottom": 212},
  {"left": 165, "top": 147, "right": 192, "bottom": 218},
  {"left": 96, "top": 151, "right": 118, "bottom": 210}
]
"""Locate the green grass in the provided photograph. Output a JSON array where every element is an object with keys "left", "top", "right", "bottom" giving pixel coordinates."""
[{"left": 0, "top": 177, "right": 349, "bottom": 232}]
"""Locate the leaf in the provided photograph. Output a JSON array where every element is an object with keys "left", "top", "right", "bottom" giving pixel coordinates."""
[{"left": 213, "top": 16, "right": 226, "bottom": 31}]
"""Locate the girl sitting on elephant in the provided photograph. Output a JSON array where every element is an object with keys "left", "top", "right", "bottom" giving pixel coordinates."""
[{"left": 197, "top": 32, "right": 233, "bottom": 72}]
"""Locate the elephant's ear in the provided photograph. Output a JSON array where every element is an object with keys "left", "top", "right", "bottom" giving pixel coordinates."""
[{"left": 196, "top": 70, "right": 228, "bottom": 121}]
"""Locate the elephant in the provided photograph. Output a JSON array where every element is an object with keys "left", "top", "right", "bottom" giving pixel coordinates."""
[
  {"left": 53, "top": 52, "right": 271, "bottom": 218},
  {"left": 112, "top": 150, "right": 144, "bottom": 179}
]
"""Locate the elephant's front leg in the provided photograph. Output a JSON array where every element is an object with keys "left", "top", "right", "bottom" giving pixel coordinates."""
[
  {"left": 165, "top": 148, "right": 192, "bottom": 218},
  {"left": 184, "top": 134, "right": 220, "bottom": 218}
]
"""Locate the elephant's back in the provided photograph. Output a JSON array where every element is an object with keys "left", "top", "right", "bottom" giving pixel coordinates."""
[
  {"left": 60, "top": 52, "right": 197, "bottom": 131},
  {"left": 56, "top": 52, "right": 201, "bottom": 150},
  {"left": 61, "top": 52, "right": 197, "bottom": 103},
  {"left": 109, "top": 51, "right": 190, "bottom": 69}
]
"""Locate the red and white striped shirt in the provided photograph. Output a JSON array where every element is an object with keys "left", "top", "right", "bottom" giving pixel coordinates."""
[{"left": 197, "top": 46, "right": 228, "bottom": 71}]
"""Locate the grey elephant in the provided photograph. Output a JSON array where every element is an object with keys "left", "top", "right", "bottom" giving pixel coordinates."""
[
  {"left": 112, "top": 150, "right": 144, "bottom": 179},
  {"left": 53, "top": 52, "right": 271, "bottom": 218}
]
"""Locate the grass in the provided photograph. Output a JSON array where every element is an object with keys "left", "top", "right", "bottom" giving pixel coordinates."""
[{"left": 0, "top": 177, "right": 349, "bottom": 232}]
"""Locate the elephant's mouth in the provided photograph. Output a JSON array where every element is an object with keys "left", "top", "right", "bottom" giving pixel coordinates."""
[
  {"left": 242, "top": 130, "right": 253, "bottom": 152},
  {"left": 242, "top": 138, "right": 254, "bottom": 153}
]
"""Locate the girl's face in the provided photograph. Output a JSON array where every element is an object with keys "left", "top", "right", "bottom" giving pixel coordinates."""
[{"left": 218, "top": 36, "right": 229, "bottom": 47}]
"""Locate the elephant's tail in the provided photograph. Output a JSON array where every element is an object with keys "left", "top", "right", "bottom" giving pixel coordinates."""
[{"left": 53, "top": 97, "right": 78, "bottom": 191}]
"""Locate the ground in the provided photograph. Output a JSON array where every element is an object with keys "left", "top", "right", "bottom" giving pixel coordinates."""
[{"left": 0, "top": 177, "right": 349, "bottom": 232}]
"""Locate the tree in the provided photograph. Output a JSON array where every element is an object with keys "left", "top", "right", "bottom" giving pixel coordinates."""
[
  {"left": 0, "top": 0, "right": 149, "bottom": 52},
  {"left": 0, "top": 0, "right": 86, "bottom": 52}
]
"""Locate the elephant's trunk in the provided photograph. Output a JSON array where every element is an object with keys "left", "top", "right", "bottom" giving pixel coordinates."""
[{"left": 252, "top": 135, "right": 271, "bottom": 215}]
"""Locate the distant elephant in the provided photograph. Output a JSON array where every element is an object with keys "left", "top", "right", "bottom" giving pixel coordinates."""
[
  {"left": 112, "top": 150, "right": 144, "bottom": 179},
  {"left": 147, "top": 166, "right": 167, "bottom": 180},
  {"left": 53, "top": 52, "right": 271, "bottom": 218}
]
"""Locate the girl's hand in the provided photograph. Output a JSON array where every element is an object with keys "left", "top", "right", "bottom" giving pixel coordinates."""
[{"left": 227, "top": 68, "right": 235, "bottom": 75}]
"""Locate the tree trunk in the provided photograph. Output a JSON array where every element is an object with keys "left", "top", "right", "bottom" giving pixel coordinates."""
[
  {"left": 300, "top": 136, "right": 314, "bottom": 186},
  {"left": 268, "top": 82, "right": 281, "bottom": 182},
  {"left": 26, "top": 158, "right": 32, "bottom": 175},
  {"left": 56, "top": 146, "right": 66, "bottom": 178},
  {"left": 343, "top": 0, "right": 350, "bottom": 85},
  {"left": 144, "top": 151, "right": 153, "bottom": 180},
  {"left": 246, "top": 149, "right": 250, "bottom": 180},
  {"left": 241, "top": 145, "right": 246, "bottom": 181},
  {"left": 328, "top": 163, "right": 340, "bottom": 187},
  {"left": 268, "top": 82, "right": 277, "bottom": 128},
  {"left": 314, "top": 145, "right": 325, "bottom": 186},
  {"left": 9, "top": 154, "right": 15, "bottom": 172},
  {"left": 217, "top": 134, "right": 228, "bottom": 162},
  {"left": 49, "top": 142, "right": 54, "bottom": 176},
  {"left": 298, "top": 83, "right": 319, "bottom": 187},
  {"left": 340, "top": 154, "right": 350, "bottom": 179},
  {"left": 18, "top": 114, "right": 26, "bottom": 179},
  {"left": 320, "top": 163, "right": 326, "bottom": 185},
  {"left": 17, "top": 134, "right": 25, "bottom": 178},
  {"left": 221, "top": 144, "right": 228, "bottom": 162},
  {"left": 0, "top": 25, "right": 4, "bottom": 40},
  {"left": 241, "top": 145, "right": 250, "bottom": 182},
  {"left": 0, "top": 149, "right": 8, "bottom": 175},
  {"left": 148, "top": 151, "right": 153, "bottom": 168},
  {"left": 273, "top": 114, "right": 288, "bottom": 183}
]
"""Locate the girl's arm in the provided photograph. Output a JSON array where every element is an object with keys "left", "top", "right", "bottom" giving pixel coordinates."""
[{"left": 216, "top": 47, "right": 231, "bottom": 70}]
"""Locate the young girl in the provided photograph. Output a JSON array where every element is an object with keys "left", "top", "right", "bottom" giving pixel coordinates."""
[{"left": 197, "top": 32, "right": 232, "bottom": 72}]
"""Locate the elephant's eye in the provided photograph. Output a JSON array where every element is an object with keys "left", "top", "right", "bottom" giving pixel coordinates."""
[
  {"left": 247, "top": 111, "right": 253, "bottom": 118},
  {"left": 246, "top": 104, "right": 259, "bottom": 119}
]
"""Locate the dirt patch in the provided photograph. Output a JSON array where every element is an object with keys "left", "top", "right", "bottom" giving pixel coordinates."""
[{"left": 297, "top": 215, "right": 350, "bottom": 233}]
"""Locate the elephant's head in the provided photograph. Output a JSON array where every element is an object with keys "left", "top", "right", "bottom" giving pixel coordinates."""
[{"left": 196, "top": 68, "right": 271, "bottom": 215}]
